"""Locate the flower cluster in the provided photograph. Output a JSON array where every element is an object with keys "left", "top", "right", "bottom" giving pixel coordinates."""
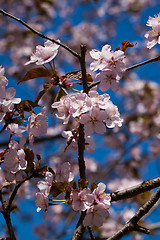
[
  {"left": 89, "top": 44, "right": 126, "bottom": 92},
  {"left": 0, "top": 66, "right": 21, "bottom": 122},
  {"left": 71, "top": 182, "right": 111, "bottom": 227},
  {"left": 145, "top": 13, "right": 160, "bottom": 49},
  {"left": 52, "top": 90, "right": 123, "bottom": 136},
  {"left": 35, "top": 162, "right": 74, "bottom": 212}
]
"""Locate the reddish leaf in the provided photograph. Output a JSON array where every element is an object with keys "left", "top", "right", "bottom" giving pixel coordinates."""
[
  {"left": 18, "top": 67, "right": 51, "bottom": 84},
  {"left": 121, "top": 40, "right": 136, "bottom": 52}
]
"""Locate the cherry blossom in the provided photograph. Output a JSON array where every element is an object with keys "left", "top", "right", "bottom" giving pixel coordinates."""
[
  {"left": 35, "top": 192, "right": 49, "bottom": 212},
  {"left": 96, "top": 70, "right": 120, "bottom": 92},
  {"left": 0, "top": 66, "right": 8, "bottom": 87},
  {"left": 7, "top": 123, "right": 26, "bottom": 137},
  {"left": 93, "top": 182, "right": 111, "bottom": 209},
  {"left": 4, "top": 148, "right": 27, "bottom": 174},
  {"left": 55, "top": 162, "right": 74, "bottom": 182},
  {"left": 27, "top": 107, "right": 48, "bottom": 145},
  {"left": 90, "top": 44, "right": 126, "bottom": 75},
  {"left": 37, "top": 172, "right": 53, "bottom": 196},
  {"left": 51, "top": 95, "right": 72, "bottom": 124},
  {"left": 80, "top": 107, "right": 106, "bottom": 136},
  {"left": 83, "top": 203, "right": 109, "bottom": 227},
  {"left": 145, "top": 13, "right": 160, "bottom": 49},
  {"left": 0, "top": 87, "right": 21, "bottom": 107},
  {"left": 71, "top": 188, "right": 94, "bottom": 212},
  {"left": 36, "top": 172, "right": 53, "bottom": 212},
  {"left": 0, "top": 102, "right": 10, "bottom": 122},
  {"left": 5, "top": 170, "right": 27, "bottom": 182},
  {"left": 25, "top": 40, "right": 60, "bottom": 65}
]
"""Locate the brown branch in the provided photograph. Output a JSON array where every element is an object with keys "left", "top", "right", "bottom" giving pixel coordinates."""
[
  {"left": 0, "top": 9, "right": 80, "bottom": 59},
  {"left": 0, "top": 191, "right": 16, "bottom": 240},
  {"left": 7, "top": 174, "right": 36, "bottom": 210},
  {"left": 72, "top": 45, "right": 88, "bottom": 240},
  {"left": 126, "top": 55, "right": 160, "bottom": 71},
  {"left": 107, "top": 187, "right": 160, "bottom": 240},
  {"left": 111, "top": 177, "right": 160, "bottom": 202}
]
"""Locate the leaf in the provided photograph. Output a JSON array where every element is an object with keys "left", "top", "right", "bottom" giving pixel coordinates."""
[
  {"left": 14, "top": 100, "right": 39, "bottom": 119},
  {"left": 65, "top": 70, "right": 93, "bottom": 83},
  {"left": 121, "top": 40, "right": 136, "bottom": 52},
  {"left": 18, "top": 67, "right": 51, "bottom": 84},
  {"left": 50, "top": 181, "right": 68, "bottom": 198}
]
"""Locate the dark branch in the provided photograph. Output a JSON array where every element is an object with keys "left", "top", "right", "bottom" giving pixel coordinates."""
[
  {"left": 126, "top": 55, "right": 160, "bottom": 71},
  {"left": 107, "top": 187, "right": 160, "bottom": 240},
  {"left": 0, "top": 9, "right": 80, "bottom": 59},
  {"left": 110, "top": 177, "right": 160, "bottom": 202}
]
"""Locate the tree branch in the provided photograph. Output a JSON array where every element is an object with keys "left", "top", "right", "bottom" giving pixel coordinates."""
[
  {"left": 111, "top": 176, "right": 160, "bottom": 202},
  {"left": 107, "top": 187, "right": 160, "bottom": 240},
  {"left": 126, "top": 55, "right": 160, "bottom": 71},
  {"left": 0, "top": 9, "right": 80, "bottom": 59},
  {"left": 72, "top": 45, "right": 89, "bottom": 240}
]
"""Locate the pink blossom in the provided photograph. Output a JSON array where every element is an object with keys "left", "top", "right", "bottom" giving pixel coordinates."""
[
  {"left": 0, "top": 66, "right": 8, "bottom": 87},
  {"left": 70, "top": 92, "right": 91, "bottom": 118},
  {"left": 51, "top": 95, "right": 72, "bottom": 124},
  {"left": 0, "top": 87, "right": 21, "bottom": 107},
  {"left": 103, "top": 104, "right": 123, "bottom": 128},
  {"left": 35, "top": 192, "right": 49, "bottom": 212},
  {"left": 5, "top": 170, "right": 27, "bottom": 182},
  {"left": 25, "top": 40, "right": 60, "bottom": 65},
  {"left": 4, "top": 148, "right": 27, "bottom": 174},
  {"left": 55, "top": 162, "right": 74, "bottom": 182},
  {"left": 27, "top": 107, "right": 48, "bottom": 145},
  {"left": 0, "top": 103, "right": 10, "bottom": 122},
  {"left": 7, "top": 123, "right": 26, "bottom": 137},
  {"left": 96, "top": 70, "right": 120, "bottom": 92},
  {"left": 71, "top": 188, "right": 94, "bottom": 212},
  {"left": 83, "top": 203, "right": 109, "bottom": 227},
  {"left": 145, "top": 13, "right": 160, "bottom": 49},
  {"left": 90, "top": 44, "right": 125, "bottom": 75},
  {"left": 93, "top": 183, "right": 111, "bottom": 209},
  {"left": 88, "top": 90, "right": 110, "bottom": 109},
  {"left": 80, "top": 107, "right": 106, "bottom": 136},
  {"left": 37, "top": 172, "right": 53, "bottom": 196}
]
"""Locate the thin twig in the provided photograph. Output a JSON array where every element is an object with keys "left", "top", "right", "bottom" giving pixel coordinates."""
[
  {"left": 0, "top": 9, "right": 80, "bottom": 59},
  {"left": 7, "top": 174, "right": 37, "bottom": 210},
  {"left": 88, "top": 227, "right": 95, "bottom": 240},
  {"left": 126, "top": 55, "right": 160, "bottom": 71}
]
